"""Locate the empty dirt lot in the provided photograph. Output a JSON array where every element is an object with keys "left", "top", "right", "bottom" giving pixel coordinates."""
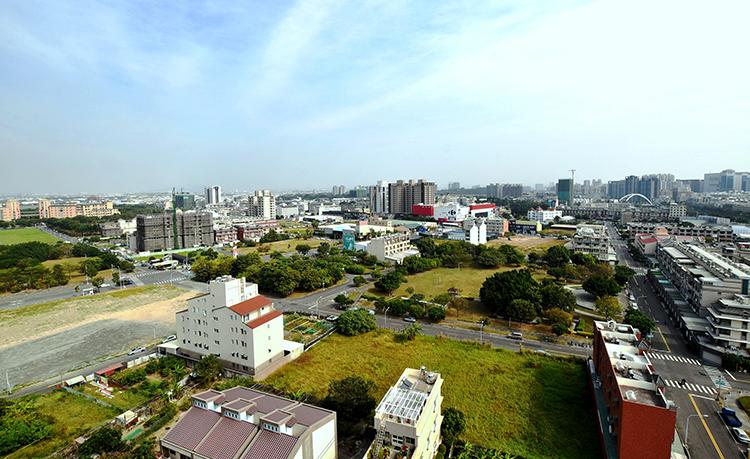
[{"left": 0, "top": 285, "right": 198, "bottom": 388}]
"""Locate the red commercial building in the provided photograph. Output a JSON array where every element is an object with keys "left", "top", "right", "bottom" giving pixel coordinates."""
[
  {"left": 468, "top": 203, "right": 496, "bottom": 217},
  {"left": 591, "top": 320, "right": 676, "bottom": 459},
  {"left": 411, "top": 204, "right": 435, "bottom": 217}
]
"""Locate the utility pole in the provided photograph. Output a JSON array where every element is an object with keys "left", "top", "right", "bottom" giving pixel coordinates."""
[
  {"left": 569, "top": 169, "right": 576, "bottom": 205},
  {"left": 6, "top": 370, "right": 10, "bottom": 393}
]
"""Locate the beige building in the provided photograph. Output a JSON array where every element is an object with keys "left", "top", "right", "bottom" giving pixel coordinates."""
[
  {"left": 0, "top": 200, "right": 20, "bottom": 221},
  {"left": 355, "top": 233, "right": 419, "bottom": 263},
  {"left": 249, "top": 190, "right": 276, "bottom": 220},
  {"left": 570, "top": 224, "right": 617, "bottom": 264},
  {"left": 166, "top": 276, "right": 302, "bottom": 377},
  {"left": 370, "top": 368, "right": 444, "bottom": 459}
]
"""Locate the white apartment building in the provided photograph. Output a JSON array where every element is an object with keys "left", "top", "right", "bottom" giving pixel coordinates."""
[
  {"left": 249, "top": 190, "right": 277, "bottom": 220},
  {"left": 370, "top": 367, "right": 444, "bottom": 459},
  {"left": 526, "top": 207, "right": 563, "bottom": 223},
  {"left": 170, "top": 276, "right": 302, "bottom": 377},
  {"left": 570, "top": 224, "right": 617, "bottom": 264},
  {"left": 370, "top": 180, "right": 390, "bottom": 214},
  {"left": 462, "top": 218, "right": 487, "bottom": 245},
  {"left": 162, "top": 386, "right": 337, "bottom": 459},
  {"left": 355, "top": 233, "right": 419, "bottom": 264}
]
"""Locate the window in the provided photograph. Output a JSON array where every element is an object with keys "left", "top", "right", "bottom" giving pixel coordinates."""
[
  {"left": 263, "top": 423, "right": 280, "bottom": 432},
  {"left": 391, "top": 435, "right": 404, "bottom": 447}
]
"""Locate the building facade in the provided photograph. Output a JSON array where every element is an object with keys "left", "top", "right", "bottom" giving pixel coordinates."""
[
  {"left": 526, "top": 208, "right": 562, "bottom": 223},
  {"left": 161, "top": 386, "right": 336, "bottom": 459},
  {"left": 570, "top": 224, "right": 617, "bottom": 263},
  {"left": 356, "top": 233, "right": 419, "bottom": 263},
  {"left": 557, "top": 179, "right": 572, "bottom": 205},
  {"left": 249, "top": 190, "right": 277, "bottom": 220},
  {"left": 370, "top": 367, "right": 443, "bottom": 459},
  {"left": 205, "top": 186, "right": 222, "bottom": 205},
  {"left": 135, "top": 211, "right": 214, "bottom": 252}
]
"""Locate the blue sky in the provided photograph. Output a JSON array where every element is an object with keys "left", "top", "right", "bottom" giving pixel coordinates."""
[{"left": 1, "top": 0, "right": 749, "bottom": 194}]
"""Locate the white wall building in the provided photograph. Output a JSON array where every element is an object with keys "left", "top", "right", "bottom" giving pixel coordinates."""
[
  {"left": 356, "top": 233, "right": 419, "bottom": 264},
  {"left": 433, "top": 202, "right": 469, "bottom": 221},
  {"left": 570, "top": 224, "right": 617, "bottom": 264},
  {"left": 370, "top": 180, "right": 390, "bottom": 215},
  {"left": 526, "top": 208, "right": 563, "bottom": 223},
  {"left": 462, "top": 218, "right": 487, "bottom": 245},
  {"left": 205, "top": 186, "right": 222, "bottom": 205},
  {"left": 370, "top": 367, "right": 444, "bottom": 459},
  {"left": 249, "top": 190, "right": 277, "bottom": 220},
  {"left": 171, "top": 276, "right": 302, "bottom": 376}
]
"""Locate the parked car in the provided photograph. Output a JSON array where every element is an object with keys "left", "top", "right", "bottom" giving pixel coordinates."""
[
  {"left": 403, "top": 316, "right": 417, "bottom": 323},
  {"left": 720, "top": 408, "right": 743, "bottom": 428},
  {"left": 508, "top": 332, "right": 524, "bottom": 341},
  {"left": 366, "top": 309, "right": 375, "bottom": 315},
  {"left": 733, "top": 427, "right": 750, "bottom": 444},
  {"left": 161, "top": 335, "right": 176, "bottom": 343},
  {"left": 325, "top": 315, "right": 338, "bottom": 322},
  {"left": 128, "top": 346, "right": 146, "bottom": 356}
]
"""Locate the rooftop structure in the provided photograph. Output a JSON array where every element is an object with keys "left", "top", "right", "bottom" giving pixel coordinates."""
[
  {"left": 370, "top": 367, "right": 443, "bottom": 459},
  {"left": 161, "top": 386, "right": 337, "bottom": 459}
]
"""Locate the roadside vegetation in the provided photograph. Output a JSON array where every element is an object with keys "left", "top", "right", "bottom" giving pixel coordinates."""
[{"left": 266, "top": 330, "right": 599, "bottom": 459}]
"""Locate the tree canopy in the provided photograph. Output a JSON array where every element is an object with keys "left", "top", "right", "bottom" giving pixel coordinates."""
[
  {"left": 623, "top": 308, "right": 657, "bottom": 334},
  {"left": 337, "top": 309, "right": 377, "bottom": 336},
  {"left": 479, "top": 269, "right": 541, "bottom": 317}
]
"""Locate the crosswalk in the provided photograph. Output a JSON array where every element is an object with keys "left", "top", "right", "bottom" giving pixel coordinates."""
[
  {"left": 644, "top": 352, "right": 702, "bottom": 366},
  {"left": 663, "top": 379, "right": 718, "bottom": 395}
]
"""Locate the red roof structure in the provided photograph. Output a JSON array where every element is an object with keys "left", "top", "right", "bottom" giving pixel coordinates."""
[
  {"left": 246, "top": 310, "right": 283, "bottom": 329},
  {"left": 229, "top": 295, "right": 273, "bottom": 315}
]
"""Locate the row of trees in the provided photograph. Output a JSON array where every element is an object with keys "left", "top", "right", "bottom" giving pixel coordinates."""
[{"left": 413, "top": 239, "right": 524, "bottom": 270}]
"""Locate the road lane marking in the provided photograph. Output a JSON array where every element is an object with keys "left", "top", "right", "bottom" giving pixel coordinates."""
[
  {"left": 656, "top": 325, "right": 672, "bottom": 352},
  {"left": 688, "top": 393, "right": 725, "bottom": 459},
  {"left": 724, "top": 369, "right": 737, "bottom": 381}
]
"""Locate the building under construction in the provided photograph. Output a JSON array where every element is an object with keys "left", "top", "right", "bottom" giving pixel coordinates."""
[{"left": 135, "top": 211, "right": 214, "bottom": 252}]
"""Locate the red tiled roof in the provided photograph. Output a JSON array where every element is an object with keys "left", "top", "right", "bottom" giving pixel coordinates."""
[
  {"left": 242, "top": 430, "right": 299, "bottom": 459},
  {"left": 246, "top": 310, "right": 283, "bottom": 329},
  {"left": 230, "top": 295, "right": 273, "bottom": 315},
  {"left": 163, "top": 407, "right": 221, "bottom": 451},
  {"left": 195, "top": 417, "right": 258, "bottom": 459}
]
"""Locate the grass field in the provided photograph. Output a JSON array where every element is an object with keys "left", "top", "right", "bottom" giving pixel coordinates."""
[
  {"left": 80, "top": 383, "right": 152, "bottom": 411},
  {"left": 5, "top": 390, "right": 118, "bottom": 459},
  {"left": 40, "top": 257, "right": 113, "bottom": 285},
  {"left": 386, "top": 266, "right": 552, "bottom": 299},
  {"left": 265, "top": 331, "right": 598, "bottom": 459},
  {"left": 237, "top": 238, "right": 328, "bottom": 255},
  {"left": 0, "top": 227, "right": 60, "bottom": 245},
  {"left": 488, "top": 236, "right": 565, "bottom": 254}
]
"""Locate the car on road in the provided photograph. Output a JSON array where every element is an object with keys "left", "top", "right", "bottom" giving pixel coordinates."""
[
  {"left": 161, "top": 335, "right": 176, "bottom": 343},
  {"left": 733, "top": 427, "right": 750, "bottom": 444},
  {"left": 720, "top": 408, "right": 743, "bottom": 428},
  {"left": 403, "top": 316, "right": 417, "bottom": 323},
  {"left": 121, "top": 279, "right": 134, "bottom": 286},
  {"left": 100, "top": 283, "right": 111, "bottom": 288},
  {"left": 325, "top": 315, "right": 338, "bottom": 322},
  {"left": 128, "top": 346, "right": 146, "bottom": 355},
  {"left": 365, "top": 309, "right": 375, "bottom": 315},
  {"left": 508, "top": 332, "right": 524, "bottom": 340},
  {"left": 534, "top": 349, "right": 550, "bottom": 355}
]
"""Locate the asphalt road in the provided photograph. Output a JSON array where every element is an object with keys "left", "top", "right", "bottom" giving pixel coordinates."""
[{"left": 607, "top": 222, "right": 747, "bottom": 458}]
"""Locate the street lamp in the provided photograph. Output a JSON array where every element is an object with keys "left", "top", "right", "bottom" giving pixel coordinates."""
[
  {"left": 479, "top": 320, "right": 486, "bottom": 344},
  {"left": 385, "top": 307, "right": 391, "bottom": 330},
  {"left": 684, "top": 414, "right": 707, "bottom": 451}
]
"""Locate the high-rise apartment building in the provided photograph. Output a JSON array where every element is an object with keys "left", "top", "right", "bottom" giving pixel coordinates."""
[
  {"left": 248, "top": 190, "right": 276, "bottom": 220},
  {"left": 135, "top": 211, "right": 214, "bottom": 252},
  {"left": 448, "top": 182, "right": 461, "bottom": 190},
  {"left": 486, "top": 183, "right": 523, "bottom": 199},
  {"left": 557, "top": 179, "right": 572, "bottom": 205},
  {"left": 331, "top": 185, "right": 347, "bottom": 196},
  {"left": 173, "top": 192, "right": 196, "bottom": 210},
  {"left": 369, "top": 179, "right": 436, "bottom": 215},
  {"left": 205, "top": 186, "right": 222, "bottom": 205}
]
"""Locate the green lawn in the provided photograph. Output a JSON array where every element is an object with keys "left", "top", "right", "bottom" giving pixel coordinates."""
[
  {"left": 387, "top": 266, "right": 551, "bottom": 299},
  {"left": 0, "top": 227, "right": 60, "bottom": 245},
  {"left": 5, "top": 390, "right": 118, "bottom": 459},
  {"left": 265, "top": 331, "right": 599, "bottom": 459},
  {"left": 237, "top": 238, "right": 329, "bottom": 255}
]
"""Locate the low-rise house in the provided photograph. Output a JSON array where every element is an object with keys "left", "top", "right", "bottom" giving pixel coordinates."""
[{"left": 161, "top": 387, "right": 337, "bottom": 459}]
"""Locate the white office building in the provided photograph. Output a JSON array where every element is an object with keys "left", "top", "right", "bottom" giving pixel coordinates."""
[
  {"left": 205, "top": 186, "right": 222, "bottom": 205},
  {"left": 370, "top": 180, "right": 390, "bottom": 215},
  {"left": 526, "top": 207, "right": 563, "bottom": 223}
]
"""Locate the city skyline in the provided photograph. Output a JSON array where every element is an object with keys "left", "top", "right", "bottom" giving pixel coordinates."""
[{"left": 2, "top": 0, "right": 749, "bottom": 194}]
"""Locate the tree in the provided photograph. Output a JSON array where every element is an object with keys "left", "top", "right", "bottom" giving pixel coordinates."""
[
  {"left": 91, "top": 276, "right": 104, "bottom": 288},
  {"left": 51, "top": 264, "right": 68, "bottom": 286},
  {"left": 78, "top": 426, "right": 125, "bottom": 457},
  {"left": 194, "top": 355, "right": 222, "bottom": 387},
  {"left": 442, "top": 407, "right": 467, "bottom": 455},
  {"left": 431, "top": 293, "right": 452, "bottom": 306},
  {"left": 449, "top": 296, "right": 469, "bottom": 318},
  {"left": 352, "top": 275, "right": 367, "bottom": 287},
  {"left": 323, "top": 376, "right": 376, "bottom": 426},
  {"left": 544, "top": 245, "right": 570, "bottom": 268},
  {"left": 334, "top": 294, "right": 355, "bottom": 307},
  {"left": 81, "top": 257, "right": 102, "bottom": 279},
  {"left": 474, "top": 247, "right": 504, "bottom": 268},
  {"left": 479, "top": 269, "right": 541, "bottom": 317},
  {"left": 582, "top": 273, "right": 621, "bottom": 298},
  {"left": 571, "top": 252, "right": 597, "bottom": 267},
  {"left": 337, "top": 309, "right": 377, "bottom": 336},
  {"left": 507, "top": 299, "right": 538, "bottom": 322},
  {"left": 296, "top": 243, "right": 312, "bottom": 255},
  {"left": 551, "top": 322, "right": 569, "bottom": 336},
  {"left": 595, "top": 296, "right": 622, "bottom": 320},
  {"left": 111, "top": 271, "right": 120, "bottom": 286},
  {"left": 398, "top": 323, "right": 423, "bottom": 341},
  {"left": 545, "top": 308, "right": 572, "bottom": 328},
  {"left": 496, "top": 244, "right": 524, "bottom": 265},
  {"left": 614, "top": 265, "right": 636, "bottom": 286},
  {"left": 623, "top": 308, "right": 657, "bottom": 334},
  {"left": 427, "top": 306, "right": 446, "bottom": 322},
  {"left": 540, "top": 283, "right": 576, "bottom": 312},
  {"left": 374, "top": 270, "right": 404, "bottom": 293},
  {"left": 316, "top": 241, "right": 330, "bottom": 256},
  {"left": 130, "top": 438, "right": 156, "bottom": 459}
]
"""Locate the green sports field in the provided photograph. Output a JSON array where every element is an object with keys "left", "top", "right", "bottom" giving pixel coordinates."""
[{"left": 0, "top": 227, "right": 60, "bottom": 245}]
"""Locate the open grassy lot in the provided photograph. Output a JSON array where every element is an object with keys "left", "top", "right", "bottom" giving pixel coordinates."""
[
  {"left": 386, "top": 266, "right": 552, "bottom": 299},
  {"left": 237, "top": 237, "right": 328, "bottom": 255},
  {"left": 266, "top": 331, "right": 598, "bottom": 459},
  {"left": 0, "top": 227, "right": 60, "bottom": 245},
  {"left": 80, "top": 382, "right": 152, "bottom": 411},
  {"left": 5, "top": 390, "right": 118, "bottom": 459},
  {"left": 41, "top": 257, "right": 113, "bottom": 285},
  {"left": 489, "top": 235, "right": 565, "bottom": 254}
]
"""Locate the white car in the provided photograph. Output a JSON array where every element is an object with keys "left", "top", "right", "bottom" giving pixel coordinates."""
[
  {"left": 128, "top": 346, "right": 146, "bottom": 355},
  {"left": 403, "top": 316, "right": 417, "bottom": 323},
  {"left": 161, "top": 335, "right": 176, "bottom": 343},
  {"left": 325, "top": 315, "right": 338, "bottom": 322},
  {"left": 733, "top": 427, "right": 750, "bottom": 444}
]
